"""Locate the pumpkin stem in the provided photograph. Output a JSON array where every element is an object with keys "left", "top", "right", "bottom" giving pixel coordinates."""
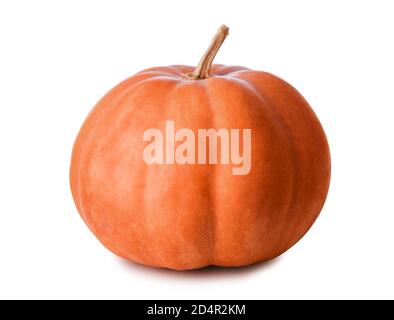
[{"left": 183, "top": 25, "right": 229, "bottom": 80}]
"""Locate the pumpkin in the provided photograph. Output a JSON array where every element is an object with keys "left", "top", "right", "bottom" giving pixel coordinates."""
[{"left": 70, "top": 25, "right": 330, "bottom": 270}]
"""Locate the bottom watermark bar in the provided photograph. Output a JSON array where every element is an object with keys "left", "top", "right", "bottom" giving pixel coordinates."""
[{"left": 146, "top": 303, "right": 246, "bottom": 318}]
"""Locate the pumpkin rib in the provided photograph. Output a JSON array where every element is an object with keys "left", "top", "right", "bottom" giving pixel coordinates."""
[
  {"left": 136, "top": 79, "right": 217, "bottom": 269},
  {"left": 200, "top": 79, "right": 219, "bottom": 267},
  {"left": 140, "top": 80, "right": 182, "bottom": 267},
  {"left": 237, "top": 70, "right": 331, "bottom": 253},
  {"left": 126, "top": 78, "right": 183, "bottom": 267},
  {"left": 168, "top": 65, "right": 194, "bottom": 75},
  {"left": 226, "top": 74, "right": 301, "bottom": 257},
  {"left": 205, "top": 76, "right": 290, "bottom": 265},
  {"left": 211, "top": 64, "right": 250, "bottom": 75},
  {"left": 73, "top": 75, "right": 150, "bottom": 216},
  {"left": 180, "top": 80, "right": 217, "bottom": 269},
  {"left": 71, "top": 74, "right": 156, "bottom": 223},
  {"left": 205, "top": 77, "right": 253, "bottom": 266},
  {"left": 75, "top": 77, "right": 180, "bottom": 267}
]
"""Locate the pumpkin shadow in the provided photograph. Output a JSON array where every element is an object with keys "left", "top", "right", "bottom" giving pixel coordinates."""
[{"left": 117, "top": 256, "right": 281, "bottom": 280}]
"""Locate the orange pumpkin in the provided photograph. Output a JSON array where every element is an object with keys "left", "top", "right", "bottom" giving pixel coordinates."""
[{"left": 70, "top": 25, "right": 330, "bottom": 270}]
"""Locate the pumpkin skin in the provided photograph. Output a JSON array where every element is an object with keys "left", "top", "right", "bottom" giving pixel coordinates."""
[{"left": 70, "top": 64, "right": 330, "bottom": 270}]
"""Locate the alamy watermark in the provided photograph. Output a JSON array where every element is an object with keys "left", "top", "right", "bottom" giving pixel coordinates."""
[{"left": 143, "top": 120, "right": 251, "bottom": 175}]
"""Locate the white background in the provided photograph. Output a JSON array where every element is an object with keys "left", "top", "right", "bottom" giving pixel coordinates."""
[{"left": 1, "top": 0, "right": 393, "bottom": 300}]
